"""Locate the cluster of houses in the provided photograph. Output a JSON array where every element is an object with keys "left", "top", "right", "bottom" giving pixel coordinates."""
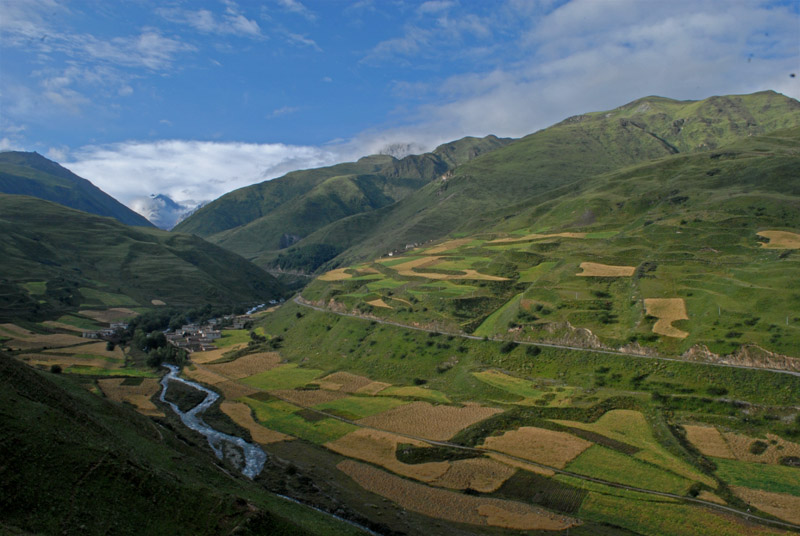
[
  {"left": 165, "top": 314, "right": 254, "bottom": 353},
  {"left": 82, "top": 322, "right": 129, "bottom": 340},
  {"left": 166, "top": 320, "right": 224, "bottom": 353}
]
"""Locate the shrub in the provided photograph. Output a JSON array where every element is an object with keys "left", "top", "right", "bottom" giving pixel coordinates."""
[
  {"left": 50, "top": 364, "right": 62, "bottom": 374},
  {"left": 499, "top": 341, "right": 518, "bottom": 354},
  {"left": 526, "top": 345, "right": 541, "bottom": 356}
]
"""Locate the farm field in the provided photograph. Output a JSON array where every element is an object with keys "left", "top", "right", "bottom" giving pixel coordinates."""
[
  {"left": 97, "top": 377, "right": 163, "bottom": 417},
  {"left": 301, "top": 214, "right": 800, "bottom": 359},
  {"left": 337, "top": 460, "right": 580, "bottom": 531}
]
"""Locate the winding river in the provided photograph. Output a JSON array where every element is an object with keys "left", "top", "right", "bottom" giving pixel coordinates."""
[{"left": 159, "top": 363, "right": 266, "bottom": 479}]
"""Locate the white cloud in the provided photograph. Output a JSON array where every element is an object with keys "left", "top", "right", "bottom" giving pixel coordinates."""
[
  {"left": 62, "top": 140, "right": 351, "bottom": 207},
  {"left": 418, "top": 1, "right": 456, "bottom": 15},
  {"left": 276, "top": 0, "right": 316, "bottom": 21},
  {"left": 287, "top": 32, "right": 321, "bottom": 50},
  {"left": 0, "top": 138, "right": 22, "bottom": 151},
  {"left": 158, "top": 2, "right": 263, "bottom": 39},
  {"left": 365, "top": 0, "right": 800, "bottom": 142},
  {"left": 269, "top": 106, "right": 301, "bottom": 117}
]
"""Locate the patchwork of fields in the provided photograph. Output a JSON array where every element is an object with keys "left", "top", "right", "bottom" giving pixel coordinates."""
[
  {"left": 4, "top": 287, "right": 799, "bottom": 535},
  {"left": 303, "top": 225, "right": 800, "bottom": 361}
]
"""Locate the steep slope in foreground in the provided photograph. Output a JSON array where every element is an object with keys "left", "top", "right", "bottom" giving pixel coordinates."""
[
  {"left": 174, "top": 135, "right": 512, "bottom": 267},
  {"left": 0, "top": 354, "right": 361, "bottom": 536},
  {"left": 0, "top": 194, "right": 284, "bottom": 321},
  {"left": 0, "top": 151, "right": 153, "bottom": 227},
  {"left": 291, "top": 91, "right": 800, "bottom": 270}
]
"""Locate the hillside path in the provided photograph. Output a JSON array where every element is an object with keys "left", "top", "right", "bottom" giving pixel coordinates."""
[{"left": 294, "top": 296, "right": 800, "bottom": 378}]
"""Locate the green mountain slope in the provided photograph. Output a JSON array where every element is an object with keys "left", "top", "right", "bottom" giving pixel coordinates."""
[
  {"left": 303, "top": 126, "right": 800, "bottom": 358},
  {"left": 0, "top": 353, "right": 361, "bottom": 536},
  {"left": 286, "top": 91, "right": 800, "bottom": 270},
  {"left": 0, "top": 194, "right": 284, "bottom": 321},
  {"left": 0, "top": 151, "right": 154, "bottom": 227},
  {"left": 174, "top": 135, "right": 512, "bottom": 266}
]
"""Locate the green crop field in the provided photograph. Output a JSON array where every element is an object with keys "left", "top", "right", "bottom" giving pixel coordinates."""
[
  {"left": 242, "top": 396, "right": 357, "bottom": 443},
  {"left": 312, "top": 395, "right": 407, "bottom": 420},
  {"left": 566, "top": 445, "right": 692, "bottom": 495},
  {"left": 711, "top": 458, "right": 800, "bottom": 495},
  {"left": 241, "top": 364, "right": 324, "bottom": 391}
]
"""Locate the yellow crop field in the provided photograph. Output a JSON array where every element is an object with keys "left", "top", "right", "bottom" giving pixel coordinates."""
[
  {"left": 271, "top": 388, "right": 348, "bottom": 407},
  {"left": 358, "top": 401, "right": 502, "bottom": 441},
  {"left": 21, "top": 353, "right": 122, "bottom": 370},
  {"left": 0, "top": 323, "right": 34, "bottom": 338},
  {"left": 355, "top": 381, "right": 391, "bottom": 395},
  {"left": 723, "top": 432, "right": 800, "bottom": 464},
  {"left": 366, "top": 298, "right": 392, "bottom": 309},
  {"left": 577, "top": 262, "right": 635, "bottom": 277},
  {"left": 682, "top": 425, "right": 735, "bottom": 458},
  {"left": 215, "top": 380, "right": 258, "bottom": 400},
  {"left": 98, "top": 378, "right": 163, "bottom": 417},
  {"left": 79, "top": 308, "right": 138, "bottom": 323},
  {"left": 317, "top": 371, "right": 375, "bottom": 393},
  {"left": 488, "top": 232, "right": 587, "bottom": 244},
  {"left": 389, "top": 256, "right": 443, "bottom": 274},
  {"left": 697, "top": 491, "right": 726, "bottom": 505},
  {"left": 45, "top": 341, "right": 124, "bottom": 359},
  {"left": 731, "top": 486, "right": 800, "bottom": 524},
  {"left": 426, "top": 238, "right": 474, "bottom": 254},
  {"left": 42, "top": 321, "right": 86, "bottom": 333},
  {"left": 644, "top": 298, "right": 689, "bottom": 338},
  {"left": 3, "top": 329, "right": 87, "bottom": 350},
  {"left": 183, "top": 366, "right": 228, "bottom": 385},
  {"left": 431, "top": 457, "right": 516, "bottom": 493},
  {"left": 485, "top": 453, "right": 556, "bottom": 476},
  {"left": 190, "top": 344, "right": 246, "bottom": 364},
  {"left": 481, "top": 427, "right": 592, "bottom": 468},
  {"left": 318, "top": 268, "right": 353, "bottom": 281},
  {"left": 204, "top": 352, "right": 281, "bottom": 380},
  {"left": 219, "top": 401, "right": 292, "bottom": 444},
  {"left": 326, "top": 429, "right": 449, "bottom": 481},
  {"left": 757, "top": 230, "right": 800, "bottom": 249},
  {"left": 337, "top": 460, "right": 579, "bottom": 530},
  {"left": 151, "top": 299, "right": 166, "bottom": 306}
]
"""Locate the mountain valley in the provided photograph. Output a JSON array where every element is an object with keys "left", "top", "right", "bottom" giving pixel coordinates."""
[{"left": 2, "top": 91, "right": 800, "bottom": 536}]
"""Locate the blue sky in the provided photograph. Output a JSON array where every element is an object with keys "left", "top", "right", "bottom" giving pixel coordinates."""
[{"left": 2, "top": 0, "right": 798, "bottom": 212}]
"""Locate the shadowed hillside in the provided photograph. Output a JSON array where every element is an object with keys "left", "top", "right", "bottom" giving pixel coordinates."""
[
  {"left": 0, "top": 194, "right": 285, "bottom": 321},
  {"left": 0, "top": 151, "right": 154, "bottom": 227}
]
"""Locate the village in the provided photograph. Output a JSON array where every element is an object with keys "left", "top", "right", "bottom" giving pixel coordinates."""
[{"left": 80, "top": 300, "right": 279, "bottom": 353}]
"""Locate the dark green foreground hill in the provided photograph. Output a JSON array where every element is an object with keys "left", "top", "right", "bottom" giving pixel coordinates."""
[
  {"left": 0, "top": 353, "right": 361, "bottom": 536},
  {"left": 0, "top": 151, "right": 153, "bottom": 227},
  {"left": 0, "top": 194, "right": 285, "bottom": 321}
]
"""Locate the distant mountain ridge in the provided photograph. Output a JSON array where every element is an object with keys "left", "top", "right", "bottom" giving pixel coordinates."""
[
  {"left": 0, "top": 151, "right": 153, "bottom": 227},
  {"left": 173, "top": 135, "right": 513, "bottom": 265},
  {"left": 176, "top": 91, "right": 800, "bottom": 275},
  {"left": 0, "top": 194, "right": 284, "bottom": 321},
  {"left": 130, "top": 193, "right": 203, "bottom": 230},
  {"left": 267, "top": 90, "right": 800, "bottom": 271}
]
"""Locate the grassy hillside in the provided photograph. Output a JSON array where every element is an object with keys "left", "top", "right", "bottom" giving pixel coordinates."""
[
  {"left": 281, "top": 91, "right": 800, "bottom": 271},
  {"left": 175, "top": 135, "right": 512, "bottom": 268},
  {"left": 0, "top": 353, "right": 362, "bottom": 536},
  {"left": 302, "top": 127, "right": 800, "bottom": 358},
  {"left": 167, "top": 300, "right": 800, "bottom": 535},
  {"left": 0, "top": 194, "right": 284, "bottom": 321},
  {"left": 0, "top": 151, "right": 154, "bottom": 227}
]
